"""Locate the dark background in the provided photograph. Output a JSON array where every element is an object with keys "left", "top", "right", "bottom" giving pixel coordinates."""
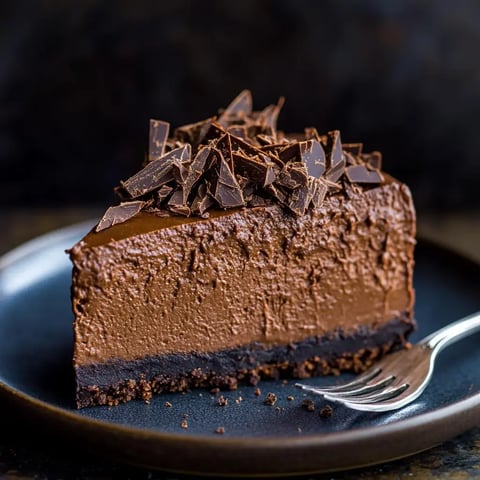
[{"left": 1, "top": 0, "right": 479, "bottom": 212}]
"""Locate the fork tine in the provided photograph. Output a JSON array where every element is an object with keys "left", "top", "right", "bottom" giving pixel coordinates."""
[
  {"left": 320, "top": 375, "right": 396, "bottom": 399},
  {"left": 295, "top": 367, "right": 382, "bottom": 394},
  {"left": 327, "top": 383, "right": 410, "bottom": 405}
]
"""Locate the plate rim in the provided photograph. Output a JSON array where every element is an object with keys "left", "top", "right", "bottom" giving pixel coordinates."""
[{"left": 1, "top": 221, "right": 479, "bottom": 475}]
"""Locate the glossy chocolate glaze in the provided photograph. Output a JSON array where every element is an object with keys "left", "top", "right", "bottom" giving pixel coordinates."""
[
  {"left": 70, "top": 179, "right": 416, "bottom": 366},
  {"left": 85, "top": 209, "right": 235, "bottom": 247}
]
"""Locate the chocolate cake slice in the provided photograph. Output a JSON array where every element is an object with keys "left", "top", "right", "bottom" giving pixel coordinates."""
[{"left": 69, "top": 91, "right": 416, "bottom": 408}]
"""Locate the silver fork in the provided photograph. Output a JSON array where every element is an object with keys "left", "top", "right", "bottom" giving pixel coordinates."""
[{"left": 295, "top": 311, "right": 480, "bottom": 412}]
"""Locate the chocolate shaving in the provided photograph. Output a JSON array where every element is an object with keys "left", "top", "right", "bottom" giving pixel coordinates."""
[
  {"left": 325, "top": 130, "right": 345, "bottom": 182},
  {"left": 344, "top": 151, "right": 359, "bottom": 166},
  {"left": 216, "top": 133, "right": 234, "bottom": 171},
  {"left": 248, "top": 194, "right": 270, "bottom": 207},
  {"left": 256, "top": 134, "right": 276, "bottom": 145},
  {"left": 149, "top": 120, "right": 170, "bottom": 161},
  {"left": 300, "top": 140, "right": 326, "bottom": 178},
  {"left": 266, "top": 183, "right": 288, "bottom": 205},
  {"left": 167, "top": 187, "right": 190, "bottom": 216},
  {"left": 278, "top": 143, "right": 299, "bottom": 163},
  {"left": 218, "top": 90, "right": 253, "bottom": 127},
  {"left": 345, "top": 165, "right": 384, "bottom": 184},
  {"left": 257, "top": 97, "right": 284, "bottom": 134},
  {"left": 96, "top": 201, "right": 145, "bottom": 232},
  {"left": 181, "top": 147, "right": 212, "bottom": 202},
  {"left": 309, "top": 178, "right": 328, "bottom": 208},
  {"left": 229, "top": 130, "right": 273, "bottom": 161},
  {"left": 156, "top": 185, "right": 174, "bottom": 203},
  {"left": 304, "top": 127, "right": 322, "bottom": 142},
  {"left": 97, "top": 90, "right": 386, "bottom": 231},
  {"left": 288, "top": 183, "right": 310, "bottom": 216},
  {"left": 343, "top": 143, "right": 363, "bottom": 156},
  {"left": 233, "top": 152, "right": 277, "bottom": 187},
  {"left": 279, "top": 163, "right": 308, "bottom": 190},
  {"left": 227, "top": 125, "right": 248, "bottom": 138},
  {"left": 276, "top": 168, "right": 300, "bottom": 190},
  {"left": 172, "top": 159, "right": 189, "bottom": 184},
  {"left": 191, "top": 182, "right": 213, "bottom": 216},
  {"left": 121, "top": 145, "right": 190, "bottom": 198},
  {"left": 209, "top": 150, "right": 244, "bottom": 208},
  {"left": 174, "top": 117, "right": 214, "bottom": 147},
  {"left": 362, "top": 151, "right": 382, "bottom": 170}
]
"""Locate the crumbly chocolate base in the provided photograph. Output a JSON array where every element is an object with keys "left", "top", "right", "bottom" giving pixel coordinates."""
[{"left": 75, "top": 315, "right": 414, "bottom": 408}]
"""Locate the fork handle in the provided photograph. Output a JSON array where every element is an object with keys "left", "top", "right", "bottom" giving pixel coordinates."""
[{"left": 420, "top": 311, "right": 480, "bottom": 351}]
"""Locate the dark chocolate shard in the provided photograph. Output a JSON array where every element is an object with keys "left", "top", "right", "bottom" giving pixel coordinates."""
[
  {"left": 325, "top": 131, "right": 345, "bottom": 183},
  {"left": 309, "top": 178, "right": 328, "bottom": 208},
  {"left": 326, "top": 130, "right": 344, "bottom": 168},
  {"left": 287, "top": 183, "right": 310, "bottom": 216},
  {"left": 276, "top": 169, "right": 297, "bottom": 190},
  {"left": 304, "top": 127, "right": 321, "bottom": 142},
  {"left": 227, "top": 125, "right": 248, "bottom": 139},
  {"left": 169, "top": 205, "right": 191, "bottom": 216},
  {"left": 233, "top": 152, "right": 277, "bottom": 187},
  {"left": 266, "top": 183, "right": 288, "bottom": 205},
  {"left": 345, "top": 165, "right": 384, "bottom": 184},
  {"left": 156, "top": 185, "right": 174, "bottom": 204},
  {"left": 289, "top": 163, "right": 309, "bottom": 187},
  {"left": 167, "top": 187, "right": 191, "bottom": 216},
  {"left": 204, "top": 122, "right": 228, "bottom": 147},
  {"left": 257, "top": 145, "right": 285, "bottom": 167},
  {"left": 96, "top": 201, "right": 145, "bottom": 232},
  {"left": 182, "top": 147, "right": 212, "bottom": 202},
  {"left": 256, "top": 134, "right": 276, "bottom": 145},
  {"left": 172, "top": 159, "right": 190, "bottom": 184},
  {"left": 248, "top": 194, "right": 269, "bottom": 207},
  {"left": 209, "top": 150, "right": 245, "bottom": 208},
  {"left": 324, "top": 178, "right": 342, "bottom": 191},
  {"left": 264, "top": 164, "right": 278, "bottom": 186},
  {"left": 235, "top": 174, "right": 250, "bottom": 190},
  {"left": 164, "top": 139, "right": 186, "bottom": 152},
  {"left": 260, "top": 142, "right": 285, "bottom": 152},
  {"left": 218, "top": 90, "right": 253, "bottom": 127},
  {"left": 257, "top": 96, "right": 285, "bottom": 133},
  {"left": 167, "top": 187, "right": 183, "bottom": 206},
  {"left": 216, "top": 134, "right": 234, "bottom": 171},
  {"left": 344, "top": 151, "right": 359, "bottom": 166},
  {"left": 362, "top": 151, "right": 382, "bottom": 170},
  {"left": 149, "top": 119, "right": 170, "bottom": 161},
  {"left": 343, "top": 143, "right": 363, "bottom": 156},
  {"left": 278, "top": 143, "right": 300, "bottom": 164},
  {"left": 191, "top": 182, "right": 214, "bottom": 215},
  {"left": 121, "top": 145, "right": 190, "bottom": 198},
  {"left": 174, "top": 117, "right": 215, "bottom": 147},
  {"left": 300, "top": 139, "right": 326, "bottom": 178},
  {"left": 229, "top": 130, "right": 271, "bottom": 160},
  {"left": 242, "top": 182, "right": 256, "bottom": 201},
  {"left": 121, "top": 161, "right": 173, "bottom": 199},
  {"left": 276, "top": 162, "right": 309, "bottom": 190}
]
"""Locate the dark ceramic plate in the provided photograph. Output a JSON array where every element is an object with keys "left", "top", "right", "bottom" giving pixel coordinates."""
[{"left": 0, "top": 222, "right": 479, "bottom": 477}]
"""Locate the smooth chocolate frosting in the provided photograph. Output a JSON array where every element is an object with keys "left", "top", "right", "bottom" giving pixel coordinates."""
[{"left": 70, "top": 179, "right": 415, "bottom": 366}]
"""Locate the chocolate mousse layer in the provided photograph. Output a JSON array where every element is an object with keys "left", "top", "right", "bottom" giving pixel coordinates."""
[{"left": 71, "top": 180, "right": 414, "bottom": 365}]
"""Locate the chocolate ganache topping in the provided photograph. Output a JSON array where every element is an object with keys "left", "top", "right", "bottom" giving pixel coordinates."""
[{"left": 96, "top": 90, "right": 384, "bottom": 232}]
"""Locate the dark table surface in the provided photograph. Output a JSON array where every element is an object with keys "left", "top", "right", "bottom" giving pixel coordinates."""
[{"left": 1, "top": 208, "right": 479, "bottom": 479}]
